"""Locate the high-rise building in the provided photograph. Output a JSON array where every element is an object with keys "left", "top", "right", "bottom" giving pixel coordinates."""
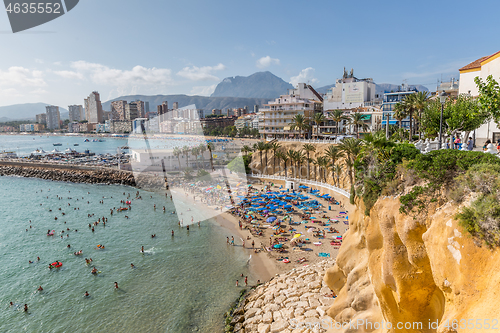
[
  {"left": 172, "top": 102, "right": 179, "bottom": 110},
  {"left": 36, "top": 113, "right": 47, "bottom": 124},
  {"left": 157, "top": 101, "right": 168, "bottom": 115},
  {"left": 145, "top": 101, "right": 150, "bottom": 114},
  {"left": 84, "top": 91, "right": 104, "bottom": 124},
  {"left": 111, "top": 100, "right": 127, "bottom": 120},
  {"left": 125, "top": 102, "right": 139, "bottom": 120},
  {"left": 135, "top": 100, "right": 146, "bottom": 118},
  {"left": 68, "top": 105, "right": 84, "bottom": 122},
  {"left": 46, "top": 105, "right": 61, "bottom": 130}
]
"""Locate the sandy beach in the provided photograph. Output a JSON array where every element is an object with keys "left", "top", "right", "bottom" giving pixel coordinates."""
[{"left": 169, "top": 176, "right": 353, "bottom": 284}]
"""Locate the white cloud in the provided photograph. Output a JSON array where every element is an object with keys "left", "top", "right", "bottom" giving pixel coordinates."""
[
  {"left": 289, "top": 67, "right": 318, "bottom": 86},
  {"left": 177, "top": 63, "right": 226, "bottom": 81},
  {"left": 190, "top": 84, "right": 217, "bottom": 96},
  {"left": 0, "top": 67, "right": 46, "bottom": 87},
  {"left": 256, "top": 56, "right": 280, "bottom": 69},
  {"left": 53, "top": 70, "right": 84, "bottom": 80},
  {"left": 69, "top": 61, "right": 174, "bottom": 86},
  {"left": 30, "top": 88, "right": 49, "bottom": 95}
]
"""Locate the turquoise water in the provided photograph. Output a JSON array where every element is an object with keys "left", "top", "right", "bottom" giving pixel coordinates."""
[{"left": 0, "top": 176, "right": 254, "bottom": 332}]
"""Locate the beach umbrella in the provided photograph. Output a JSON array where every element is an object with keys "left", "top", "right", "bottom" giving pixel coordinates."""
[
  {"left": 273, "top": 244, "right": 283, "bottom": 249},
  {"left": 293, "top": 233, "right": 302, "bottom": 239},
  {"left": 267, "top": 217, "right": 277, "bottom": 222}
]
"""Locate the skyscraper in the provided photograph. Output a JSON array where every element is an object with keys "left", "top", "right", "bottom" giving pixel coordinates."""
[
  {"left": 84, "top": 91, "right": 104, "bottom": 124},
  {"left": 125, "top": 102, "right": 139, "bottom": 120},
  {"left": 46, "top": 105, "right": 60, "bottom": 130},
  {"left": 68, "top": 105, "right": 84, "bottom": 122},
  {"left": 36, "top": 113, "right": 47, "bottom": 124},
  {"left": 111, "top": 100, "right": 127, "bottom": 120},
  {"left": 173, "top": 102, "right": 179, "bottom": 110},
  {"left": 135, "top": 100, "right": 145, "bottom": 118}
]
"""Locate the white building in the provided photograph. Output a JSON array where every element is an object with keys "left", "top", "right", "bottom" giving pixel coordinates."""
[
  {"left": 323, "top": 69, "right": 377, "bottom": 111},
  {"left": 459, "top": 50, "right": 500, "bottom": 144},
  {"left": 46, "top": 105, "right": 60, "bottom": 130},
  {"left": 68, "top": 105, "right": 84, "bottom": 122},
  {"left": 84, "top": 91, "right": 104, "bottom": 124},
  {"left": 130, "top": 148, "right": 210, "bottom": 172},
  {"left": 259, "top": 83, "right": 323, "bottom": 139}
]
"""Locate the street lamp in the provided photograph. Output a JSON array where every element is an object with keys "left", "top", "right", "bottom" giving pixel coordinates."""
[{"left": 439, "top": 90, "right": 447, "bottom": 149}]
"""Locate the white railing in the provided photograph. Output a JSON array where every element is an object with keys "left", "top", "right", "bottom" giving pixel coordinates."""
[
  {"left": 278, "top": 138, "right": 338, "bottom": 144},
  {"left": 249, "top": 173, "right": 350, "bottom": 199}
]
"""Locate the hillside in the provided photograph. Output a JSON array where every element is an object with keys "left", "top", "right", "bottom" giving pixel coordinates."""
[
  {"left": 211, "top": 71, "right": 293, "bottom": 99},
  {"left": 102, "top": 95, "right": 268, "bottom": 113},
  {"left": 0, "top": 103, "right": 69, "bottom": 121}
]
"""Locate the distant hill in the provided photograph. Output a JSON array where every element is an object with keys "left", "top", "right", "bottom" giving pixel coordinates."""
[
  {"left": 316, "top": 83, "right": 430, "bottom": 95},
  {"left": 0, "top": 103, "right": 69, "bottom": 121},
  {"left": 103, "top": 95, "right": 268, "bottom": 113},
  {"left": 211, "top": 71, "right": 293, "bottom": 99}
]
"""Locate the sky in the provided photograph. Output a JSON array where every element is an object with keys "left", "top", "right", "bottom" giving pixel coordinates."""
[{"left": 1, "top": 0, "right": 500, "bottom": 108}]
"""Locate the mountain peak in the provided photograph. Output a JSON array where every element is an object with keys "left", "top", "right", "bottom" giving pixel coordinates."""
[{"left": 211, "top": 71, "right": 293, "bottom": 99}]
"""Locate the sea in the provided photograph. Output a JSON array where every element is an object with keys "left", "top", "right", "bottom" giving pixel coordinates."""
[
  {"left": 0, "top": 134, "right": 204, "bottom": 156},
  {"left": 0, "top": 135, "right": 254, "bottom": 333}
]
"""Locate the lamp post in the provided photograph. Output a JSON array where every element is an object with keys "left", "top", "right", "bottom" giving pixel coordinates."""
[{"left": 438, "top": 91, "right": 447, "bottom": 149}]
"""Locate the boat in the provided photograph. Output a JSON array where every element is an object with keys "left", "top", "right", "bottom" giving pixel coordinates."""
[
  {"left": 84, "top": 139, "right": 90, "bottom": 142},
  {"left": 74, "top": 144, "right": 79, "bottom": 146},
  {"left": 53, "top": 143, "right": 62, "bottom": 146}
]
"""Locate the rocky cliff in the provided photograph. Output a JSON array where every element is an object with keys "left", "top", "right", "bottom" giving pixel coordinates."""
[{"left": 324, "top": 196, "right": 500, "bottom": 333}]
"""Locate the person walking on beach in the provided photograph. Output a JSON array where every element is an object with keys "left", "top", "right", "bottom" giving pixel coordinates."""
[
  {"left": 231, "top": 236, "right": 234, "bottom": 246},
  {"left": 252, "top": 240, "right": 255, "bottom": 249},
  {"left": 244, "top": 276, "right": 248, "bottom": 286},
  {"left": 227, "top": 237, "right": 229, "bottom": 244}
]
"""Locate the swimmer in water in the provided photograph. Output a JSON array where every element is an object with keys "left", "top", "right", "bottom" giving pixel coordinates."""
[
  {"left": 130, "top": 263, "right": 135, "bottom": 268},
  {"left": 84, "top": 291, "right": 89, "bottom": 297},
  {"left": 38, "top": 286, "right": 43, "bottom": 291},
  {"left": 171, "top": 230, "right": 174, "bottom": 236},
  {"left": 114, "top": 282, "right": 119, "bottom": 289},
  {"left": 141, "top": 246, "right": 144, "bottom": 253},
  {"left": 91, "top": 267, "right": 97, "bottom": 274},
  {"left": 24, "top": 304, "right": 28, "bottom": 312}
]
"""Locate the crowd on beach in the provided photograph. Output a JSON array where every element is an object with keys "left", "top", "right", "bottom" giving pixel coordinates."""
[{"left": 171, "top": 175, "right": 350, "bottom": 270}]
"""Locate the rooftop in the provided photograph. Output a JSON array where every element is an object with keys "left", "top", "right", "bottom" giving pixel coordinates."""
[{"left": 459, "top": 50, "right": 500, "bottom": 72}]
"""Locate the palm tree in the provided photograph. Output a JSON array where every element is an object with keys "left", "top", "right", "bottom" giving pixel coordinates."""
[
  {"left": 173, "top": 147, "right": 182, "bottom": 170},
  {"left": 329, "top": 110, "right": 348, "bottom": 135},
  {"left": 392, "top": 102, "right": 407, "bottom": 129},
  {"left": 191, "top": 147, "right": 199, "bottom": 169},
  {"left": 276, "top": 151, "right": 288, "bottom": 178},
  {"left": 302, "top": 143, "right": 316, "bottom": 180},
  {"left": 312, "top": 112, "right": 326, "bottom": 139},
  {"left": 349, "top": 113, "right": 370, "bottom": 138},
  {"left": 404, "top": 94, "right": 417, "bottom": 141},
  {"left": 331, "top": 164, "right": 342, "bottom": 187},
  {"left": 207, "top": 142, "right": 215, "bottom": 171},
  {"left": 241, "top": 145, "right": 252, "bottom": 156},
  {"left": 338, "top": 138, "right": 363, "bottom": 195},
  {"left": 182, "top": 146, "right": 190, "bottom": 169},
  {"left": 413, "top": 91, "right": 430, "bottom": 139},
  {"left": 270, "top": 142, "right": 281, "bottom": 176},
  {"left": 290, "top": 114, "right": 310, "bottom": 139},
  {"left": 293, "top": 151, "right": 306, "bottom": 179},
  {"left": 286, "top": 149, "right": 296, "bottom": 178},
  {"left": 324, "top": 145, "right": 344, "bottom": 181},
  {"left": 198, "top": 143, "right": 207, "bottom": 169},
  {"left": 263, "top": 143, "right": 271, "bottom": 175},
  {"left": 316, "top": 156, "right": 330, "bottom": 182},
  {"left": 311, "top": 158, "right": 318, "bottom": 181}
]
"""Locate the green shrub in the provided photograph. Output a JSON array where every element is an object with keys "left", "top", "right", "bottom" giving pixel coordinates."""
[{"left": 399, "top": 186, "right": 426, "bottom": 214}]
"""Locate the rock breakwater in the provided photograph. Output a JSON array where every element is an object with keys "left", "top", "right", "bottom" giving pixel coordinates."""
[
  {"left": 229, "top": 259, "right": 336, "bottom": 333},
  {"left": 0, "top": 162, "right": 138, "bottom": 187}
]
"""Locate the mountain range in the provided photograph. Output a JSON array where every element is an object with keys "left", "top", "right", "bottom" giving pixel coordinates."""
[
  {"left": 0, "top": 72, "right": 431, "bottom": 122},
  {"left": 102, "top": 95, "right": 268, "bottom": 115},
  {"left": 211, "top": 71, "right": 294, "bottom": 99},
  {"left": 0, "top": 103, "right": 68, "bottom": 122}
]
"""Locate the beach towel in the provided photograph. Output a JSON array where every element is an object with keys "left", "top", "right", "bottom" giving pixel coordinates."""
[{"left": 318, "top": 253, "right": 330, "bottom": 257}]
